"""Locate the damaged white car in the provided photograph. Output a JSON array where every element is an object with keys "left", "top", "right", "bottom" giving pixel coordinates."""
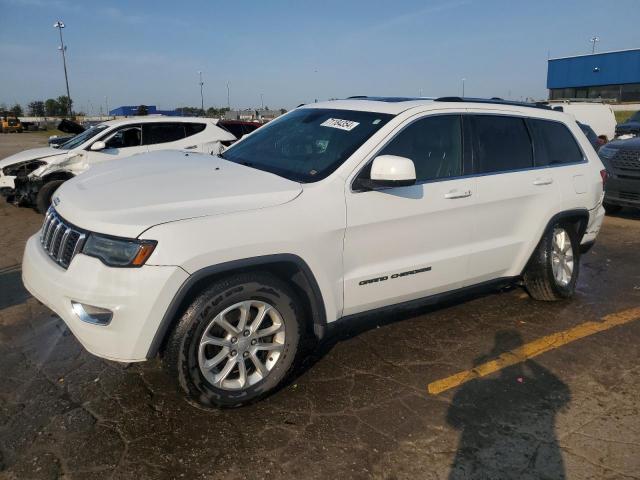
[{"left": 0, "top": 117, "right": 236, "bottom": 212}]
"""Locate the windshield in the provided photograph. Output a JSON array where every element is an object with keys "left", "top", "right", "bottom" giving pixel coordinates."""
[
  {"left": 59, "top": 125, "right": 109, "bottom": 150},
  {"left": 221, "top": 108, "right": 393, "bottom": 182}
]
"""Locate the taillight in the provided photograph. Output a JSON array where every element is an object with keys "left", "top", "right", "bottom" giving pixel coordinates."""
[{"left": 600, "top": 169, "right": 608, "bottom": 189}]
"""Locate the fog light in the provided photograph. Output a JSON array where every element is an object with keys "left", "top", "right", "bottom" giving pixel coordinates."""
[{"left": 71, "top": 301, "right": 113, "bottom": 326}]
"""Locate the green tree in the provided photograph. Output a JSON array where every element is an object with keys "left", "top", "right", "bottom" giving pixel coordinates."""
[
  {"left": 279, "top": 108, "right": 287, "bottom": 115},
  {"left": 136, "top": 105, "right": 149, "bottom": 116},
  {"left": 44, "top": 98, "right": 59, "bottom": 116},
  {"left": 28, "top": 100, "right": 45, "bottom": 116},
  {"left": 56, "top": 95, "right": 72, "bottom": 116},
  {"left": 10, "top": 103, "right": 23, "bottom": 117}
]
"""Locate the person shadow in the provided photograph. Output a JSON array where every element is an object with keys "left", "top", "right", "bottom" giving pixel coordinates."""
[{"left": 446, "top": 330, "right": 571, "bottom": 480}]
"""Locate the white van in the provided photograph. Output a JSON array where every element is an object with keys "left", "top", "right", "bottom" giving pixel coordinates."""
[{"left": 547, "top": 101, "right": 616, "bottom": 140}]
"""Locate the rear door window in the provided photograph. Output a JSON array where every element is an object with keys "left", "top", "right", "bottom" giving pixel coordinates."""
[
  {"left": 528, "top": 119, "right": 584, "bottom": 166},
  {"left": 471, "top": 115, "right": 533, "bottom": 173},
  {"left": 144, "top": 123, "right": 186, "bottom": 145}
]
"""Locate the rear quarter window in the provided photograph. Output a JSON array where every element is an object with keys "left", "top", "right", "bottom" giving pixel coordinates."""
[
  {"left": 185, "top": 123, "right": 206, "bottom": 137},
  {"left": 528, "top": 119, "right": 584, "bottom": 166}
]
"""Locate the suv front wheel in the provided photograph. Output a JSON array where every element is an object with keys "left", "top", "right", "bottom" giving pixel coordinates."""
[
  {"left": 523, "top": 223, "right": 580, "bottom": 301},
  {"left": 164, "top": 272, "right": 303, "bottom": 408}
]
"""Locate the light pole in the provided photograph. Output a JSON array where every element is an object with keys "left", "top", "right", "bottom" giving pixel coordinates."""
[
  {"left": 461, "top": 78, "right": 466, "bottom": 97},
  {"left": 226, "top": 82, "right": 231, "bottom": 110},
  {"left": 590, "top": 36, "right": 600, "bottom": 54},
  {"left": 53, "top": 21, "right": 72, "bottom": 116},
  {"left": 198, "top": 71, "right": 204, "bottom": 113},
  {"left": 260, "top": 93, "right": 264, "bottom": 110}
]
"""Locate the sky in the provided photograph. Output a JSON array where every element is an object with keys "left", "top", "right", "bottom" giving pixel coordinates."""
[{"left": 1, "top": 0, "right": 639, "bottom": 113}]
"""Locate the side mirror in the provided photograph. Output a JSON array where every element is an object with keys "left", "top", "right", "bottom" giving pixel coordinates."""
[
  {"left": 90, "top": 141, "right": 106, "bottom": 151},
  {"left": 356, "top": 155, "right": 416, "bottom": 189}
]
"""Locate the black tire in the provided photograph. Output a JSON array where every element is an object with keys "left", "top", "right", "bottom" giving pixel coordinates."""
[
  {"left": 164, "top": 272, "right": 304, "bottom": 408},
  {"left": 35, "top": 180, "right": 65, "bottom": 214},
  {"left": 603, "top": 202, "right": 622, "bottom": 214},
  {"left": 523, "top": 223, "right": 580, "bottom": 301}
]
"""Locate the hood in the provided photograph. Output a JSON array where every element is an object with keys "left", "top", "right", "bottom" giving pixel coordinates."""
[
  {"left": 606, "top": 136, "right": 640, "bottom": 150},
  {"left": 54, "top": 150, "right": 303, "bottom": 238},
  {"left": 616, "top": 121, "right": 640, "bottom": 132},
  {"left": 0, "top": 147, "right": 68, "bottom": 170}
]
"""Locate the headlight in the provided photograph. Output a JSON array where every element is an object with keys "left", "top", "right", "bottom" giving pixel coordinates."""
[
  {"left": 2, "top": 160, "right": 47, "bottom": 177},
  {"left": 598, "top": 146, "right": 618, "bottom": 160},
  {"left": 82, "top": 234, "right": 156, "bottom": 267}
]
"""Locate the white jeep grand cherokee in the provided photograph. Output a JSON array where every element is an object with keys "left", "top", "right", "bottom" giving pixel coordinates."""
[{"left": 22, "top": 97, "right": 606, "bottom": 407}]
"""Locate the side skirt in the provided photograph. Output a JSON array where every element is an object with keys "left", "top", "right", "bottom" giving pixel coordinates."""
[{"left": 327, "top": 276, "right": 520, "bottom": 337}]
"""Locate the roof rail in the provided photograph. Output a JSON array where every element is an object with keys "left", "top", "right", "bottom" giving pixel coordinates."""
[{"left": 435, "top": 96, "right": 552, "bottom": 110}]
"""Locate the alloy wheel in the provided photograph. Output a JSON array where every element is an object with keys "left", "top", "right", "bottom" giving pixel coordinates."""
[
  {"left": 551, "top": 228, "right": 574, "bottom": 287},
  {"left": 198, "top": 300, "right": 285, "bottom": 390}
]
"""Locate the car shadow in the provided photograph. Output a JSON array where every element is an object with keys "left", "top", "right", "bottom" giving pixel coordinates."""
[
  {"left": 293, "top": 284, "right": 519, "bottom": 383},
  {"left": 0, "top": 264, "right": 31, "bottom": 311},
  {"left": 445, "top": 330, "right": 570, "bottom": 479}
]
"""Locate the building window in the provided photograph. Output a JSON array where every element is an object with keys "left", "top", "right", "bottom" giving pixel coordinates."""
[{"left": 621, "top": 83, "right": 640, "bottom": 102}]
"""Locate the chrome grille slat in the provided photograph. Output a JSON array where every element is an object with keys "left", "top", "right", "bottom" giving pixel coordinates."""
[
  {"left": 40, "top": 210, "right": 54, "bottom": 242},
  {"left": 44, "top": 217, "right": 58, "bottom": 249},
  {"left": 38, "top": 208, "right": 86, "bottom": 269},
  {"left": 57, "top": 228, "right": 72, "bottom": 261}
]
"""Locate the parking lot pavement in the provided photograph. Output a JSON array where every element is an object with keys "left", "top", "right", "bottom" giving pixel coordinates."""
[{"left": 1, "top": 136, "right": 639, "bottom": 479}]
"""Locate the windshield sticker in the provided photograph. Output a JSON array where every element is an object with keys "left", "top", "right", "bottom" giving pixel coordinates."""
[{"left": 321, "top": 118, "right": 360, "bottom": 131}]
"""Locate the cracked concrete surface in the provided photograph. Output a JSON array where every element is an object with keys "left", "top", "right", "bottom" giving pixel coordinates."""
[{"left": 0, "top": 135, "right": 639, "bottom": 479}]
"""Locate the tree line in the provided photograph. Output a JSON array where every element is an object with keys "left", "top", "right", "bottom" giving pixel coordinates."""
[
  {"left": 0, "top": 96, "right": 73, "bottom": 117},
  {"left": 2, "top": 100, "right": 287, "bottom": 118}
]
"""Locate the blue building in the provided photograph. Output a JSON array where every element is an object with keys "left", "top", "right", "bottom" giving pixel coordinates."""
[
  {"left": 109, "top": 105, "right": 182, "bottom": 116},
  {"left": 547, "top": 48, "right": 640, "bottom": 102}
]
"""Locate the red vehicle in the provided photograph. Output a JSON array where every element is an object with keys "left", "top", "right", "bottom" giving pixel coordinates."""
[{"left": 217, "top": 120, "right": 261, "bottom": 144}]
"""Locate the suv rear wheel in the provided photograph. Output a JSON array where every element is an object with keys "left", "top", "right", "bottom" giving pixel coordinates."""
[
  {"left": 164, "top": 272, "right": 303, "bottom": 408},
  {"left": 523, "top": 223, "right": 580, "bottom": 301}
]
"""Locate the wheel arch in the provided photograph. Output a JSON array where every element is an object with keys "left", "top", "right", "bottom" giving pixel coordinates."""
[
  {"left": 40, "top": 170, "right": 75, "bottom": 183},
  {"left": 521, "top": 208, "right": 589, "bottom": 275},
  {"left": 147, "top": 254, "right": 327, "bottom": 359}
]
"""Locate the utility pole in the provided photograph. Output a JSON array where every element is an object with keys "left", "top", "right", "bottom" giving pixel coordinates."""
[
  {"left": 226, "top": 82, "right": 231, "bottom": 110},
  {"left": 198, "top": 71, "right": 204, "bottom": 113},
  {"left": 461, "top": 78, "right": 466, "bottom": 97},
  {"left": 590, "top": 36, "right": 599, "bottom": 54},
  {"left": 53, "top": 21, "right": 72, "bottom": 116},
  {"left": 260, "top": 93, "right": 264, "bottom": 110}
]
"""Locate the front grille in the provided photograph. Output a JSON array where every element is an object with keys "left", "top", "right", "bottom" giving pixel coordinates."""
[
  {"left": 611, "top": 149, "right": 640, "bottom": 172},
  {"left": 607, "top": 190, "right": 640, "bottom": 202},
  {"left": 40, "top": 208, "right": 86, "bottom": 269}
]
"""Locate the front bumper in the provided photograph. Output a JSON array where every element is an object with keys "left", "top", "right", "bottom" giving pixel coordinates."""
[
  {"left": 605, "top": 177, "right": 640, "bottom": 208},
  {"left": 22, "top": 234, "right": 189, "bottom": 362}
]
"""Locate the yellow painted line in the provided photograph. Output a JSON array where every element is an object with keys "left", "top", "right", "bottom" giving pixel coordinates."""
[{"left": 428, "top": 307, "right": 640, "bottom": 395}]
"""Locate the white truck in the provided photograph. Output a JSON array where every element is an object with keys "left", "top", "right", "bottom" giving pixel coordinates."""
[{"left": 22, "top": 97, "right": 606, "bottom": 407}]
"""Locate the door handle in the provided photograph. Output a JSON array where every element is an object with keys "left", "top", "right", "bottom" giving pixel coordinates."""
[
  {"left": 444, "top": 190, "right": 472, "bottom": 199},
  {"left": 533, "top": 178, "right": 553, "bottom": 186}
]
